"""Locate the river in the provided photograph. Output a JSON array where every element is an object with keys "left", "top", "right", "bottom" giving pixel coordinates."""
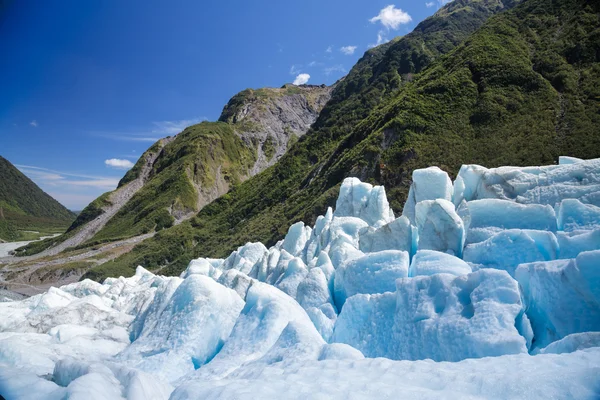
[{"left": 0, "top": 234, "right": 61, "bottom": 258}]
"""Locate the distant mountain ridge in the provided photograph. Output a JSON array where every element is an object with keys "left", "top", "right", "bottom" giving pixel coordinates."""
[
  {"left": 0, "top": 156, "right": 75, "bottom": 242},
  {"left": 18, "top": 84, "right": 333, "bottom": 255}
]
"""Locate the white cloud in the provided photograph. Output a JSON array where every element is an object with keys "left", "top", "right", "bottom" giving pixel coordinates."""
[
  {"left": 340, "top": 46, "right": 357, "bottom": 55},
  {"left": 95, "top": 133, "right": 163, "bottom": 142},
  {"left": 118, "top": 154, "right": 139, "bottom": 159},
  {"left": 66, "top": 178, "right": 121, "bottom": 188},
  {"left": 16, "top": 165, "right": 120, "bottom": 190},
  {"left": 16, "top": 164, "right": 121, "bottom": 209},
  {"left": 325, "top": 46, "right": 333, "bottom": 53},
  {"left": 290, "top": 64, "right": 303, "bottom": 75},
  {"left": 370, "top": 5, "right": 412, "bottom": 30},
  {"left": 16, "top": 164, "right": 114, "bottom": 181},
  {"left": 324, "top": 65, "right": 347, "bottom": 76},
  {"left": 369, "top": 31, "right": 390, "bottom": 48},
  {"left": 151, "top": 118, "right": 205, "bottom": 135},
  {"left": 105, "top": 158, "right": 134, "bottom": 170},
  {"left": 427, "top": 0, "right": 453, "bottom": 8},
  {"left": 293, "top": 73, "right": 311, "bottom": 85},
  {"left": 94, "top": 117, "right": 206, "bottom": 142},
  {"left": 30, "top": 120, "right": 38, "bottom": 127}
]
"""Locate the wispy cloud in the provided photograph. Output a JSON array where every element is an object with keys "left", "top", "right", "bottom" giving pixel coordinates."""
[
  {"left": 324, "top": 65, "right": 347, "bottom": 76},
  {"left": 117, "top": 154, "right": 139, "bottom": 160},
  {"left": 91, "top": 117, "right": 206, "bottom": 142},
  {"left": 105, "top": 158, "right": 135, "bottom": 170},
  {"left": 30, "top": 120, "right": 38, "bottom": 127},
  {"left": 293, "top": 73, "right": 311, "bottom": 85},
  {"left": 93, "top": 133, "right": 163, "bottom": 142},
  {"left": 325, "top": 46, "right": 333, "bottom": 53},
  {"left": 16, "top": 165, "right": 115, "bottom": 180},
  {"left": 16, "top": 164, "right": 120, "bottom": 190},
  {"left": 16, "top": 164, "right": 121, "bottom": 209},
  {"left": 290, "top": 64, "right": 303, "bottom": 75},
  {"left": 370, "top": 5, "right": 412, "bottom": 30},
  {"left": 340, "top": 46, "right": 357, "bottom": 55},
  {"left": 431, "top": 0, "right": 453, "bottom": 7},
  {"left": 369, "top": 31, "right": 390, "bottom": 48},
  {"left": 151, "top": 118, "right": 205, "bottom": 135}
]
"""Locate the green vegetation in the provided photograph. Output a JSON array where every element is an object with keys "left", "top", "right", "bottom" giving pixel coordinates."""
[
  {"left": 83, "top": 122, "right": 257, "bottom": 247},
  {"left": 0, "top": 156, "right": 75, "bottom": 242},
  {"left": 29, "top": 261, "right": 94, "bottom": 283},
  {"left": 118, "top": 140, "right": 164, "bottom": 187},
  {"left": 14, "top": 189, "right": 114, "bottom": 255},
  {"left": 84, "top": 0, "right": 528, "bottom": 280},
  {"left": 262, "top": 136, "right": 276, "bottom": 160},
  {"left": 68, "top": 192, "right": 112, "bottom": 232}
]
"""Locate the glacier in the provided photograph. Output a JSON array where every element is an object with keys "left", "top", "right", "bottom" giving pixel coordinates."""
[{"left": 1, "top": 158, "right": 599, "bottom": 399}]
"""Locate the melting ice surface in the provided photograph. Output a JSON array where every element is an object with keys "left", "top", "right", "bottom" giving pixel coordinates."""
[{"left": 1, "top": 158, "right": 600, "bottom": 399}]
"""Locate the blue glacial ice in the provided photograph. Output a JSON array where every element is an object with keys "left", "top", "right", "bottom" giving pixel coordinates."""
[{"left": 1, "top": 157, "right": 599, "bottom": 400}]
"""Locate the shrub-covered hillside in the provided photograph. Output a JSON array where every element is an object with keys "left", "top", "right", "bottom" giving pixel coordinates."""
[
  {"left": 84, "top": 0, "right": 533, "bottom": 280},
  {"left": 0, "top": 156, "right": 75, "bottom": 241}
]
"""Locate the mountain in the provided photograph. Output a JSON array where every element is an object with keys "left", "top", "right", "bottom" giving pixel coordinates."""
[
  {"left": 83, "top": 0, "right": 532, "bottom": 280},
  {"left": 17, "top": 84, "right": 333, "bottom": 256},
  {"left": 0, "top": 156, "right": 75, "bottom": 242}
]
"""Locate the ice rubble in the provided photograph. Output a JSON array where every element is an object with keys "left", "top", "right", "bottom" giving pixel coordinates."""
[{"left": 1, "top": 158, "right": 599, "bottom": 399}]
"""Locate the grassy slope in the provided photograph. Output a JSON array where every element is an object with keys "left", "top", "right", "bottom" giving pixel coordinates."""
[
  {"left": 84, "top": 0, "right": 526, "bottom": 280},
  {"left": 348, "top": 0, "right": 600, "bottom": 206},
  {"left": 84, "top": 122, "right": 256, "bottom": 246},
  {"left": 0, "top": 156, "right": 75, "bottom": 241}
]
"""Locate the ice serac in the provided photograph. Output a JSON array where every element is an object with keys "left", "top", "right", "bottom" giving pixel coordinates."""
[
  {"left": 453, "top": 158, "right": 600, "bottom": 207},
  {"left": 409, "top": 250, "right": 472, "bottom": 277},
  {"left": 282, "top": 222, "right": 312, "bottom": 257},
  {"left": 116, "top": 275, "right": 244, "bottom": 383},
  {"left": 358, "top": 215, "right": 414, "bottom": 254},
  {"left": 2, "top": 157, "right": 600, "bottom": 399},
  {"left": 464, "top": 199, "right": 557, "bottom": 244},
  {"left": 559, "top": 156, "right": 584, "bottom": 165},
  {"left": 222, "top": 242, "right": 268, "bottom": 275},
  {"left": 333, "top": 177, "right": 394, "bottom": 228},
  {"left": 274, "top": 257, "right": 309, "bottom": 298},
  {"left": 415, "top": 199, "right": 465, "bottom": 256},
  {"left": 463, "top": 229, "right": 559, "bottom": 276},
  {"left": 403, "top": 166, "right": 453, "bottom": 224},
  {"left": 556, "top": 199, "right": 600, "bottom": 232},
  {"left": 557, "top": 229, "right": 600, "bottom": 259},
  {"left": 332, "top": 269, "right": 530, "bottom": 361},
  {"left": 188, "top": 282, "right": 316, "bottom": 380},
  {"left": 515, "top": 250, "right": 600, "bottom": 350},
  {"left": 539, "top": 332, "right": 600, "bottom": 354},
  {"left": 333, "top": 250, "right": 409, "bottom": 309}
]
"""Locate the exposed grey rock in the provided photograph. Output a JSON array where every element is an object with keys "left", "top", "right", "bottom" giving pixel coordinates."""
[{"left": 220, "top": 84, "right": 334, "bottom": 174}]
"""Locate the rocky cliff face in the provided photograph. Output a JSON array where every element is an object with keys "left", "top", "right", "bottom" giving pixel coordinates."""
[{"left": 220, "top": 84, "right": 333, "bottom": 174}]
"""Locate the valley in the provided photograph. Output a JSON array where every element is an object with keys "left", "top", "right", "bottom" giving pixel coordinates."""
[{"left": 1, "top": 0, "right": 599, "bottom": 397}]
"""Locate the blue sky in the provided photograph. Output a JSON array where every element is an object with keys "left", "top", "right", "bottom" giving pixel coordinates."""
[{"left": 0, "top": 0, "right": 446, "bottom": 210}]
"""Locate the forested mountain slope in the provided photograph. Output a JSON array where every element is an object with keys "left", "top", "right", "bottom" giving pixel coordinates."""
[
  {"left": 84, "top": 0, "right": 537, "bottom": 280},
  {"left": 0, "top": 156, "right": 75, "bottom": 242}
]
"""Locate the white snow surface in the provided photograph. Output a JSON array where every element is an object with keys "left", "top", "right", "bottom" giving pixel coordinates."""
[{"left": 1, "top": 158, "right": 599, "bottom": 399}]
